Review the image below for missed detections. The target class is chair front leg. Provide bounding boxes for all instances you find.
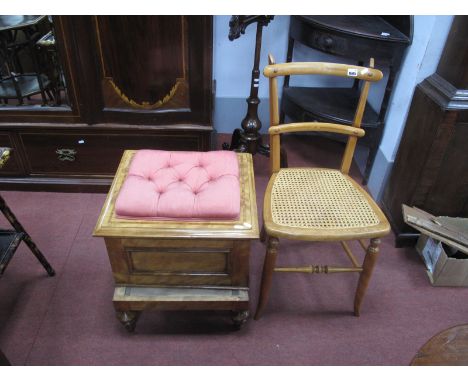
[354,238,380,317]
[254,236,279,320]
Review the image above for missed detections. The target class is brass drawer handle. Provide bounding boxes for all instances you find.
[0,148,11,168]
[56,148,77,161]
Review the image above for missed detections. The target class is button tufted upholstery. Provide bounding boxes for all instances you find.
[115,150,241,220]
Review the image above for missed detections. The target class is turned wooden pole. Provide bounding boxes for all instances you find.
[223,15,274,156]
[255,236,279,320]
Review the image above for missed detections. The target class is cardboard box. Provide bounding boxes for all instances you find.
[403,205,468,287]
[416,234,468,286]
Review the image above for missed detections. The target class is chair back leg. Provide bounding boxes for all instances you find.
[254,236,279,320]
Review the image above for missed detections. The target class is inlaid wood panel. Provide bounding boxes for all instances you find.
[95,16,189,111]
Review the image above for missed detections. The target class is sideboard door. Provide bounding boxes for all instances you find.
[91,16,212,126]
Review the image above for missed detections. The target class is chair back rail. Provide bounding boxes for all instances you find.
[266,55,382,175]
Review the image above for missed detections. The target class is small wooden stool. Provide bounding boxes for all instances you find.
[93,150,258,332]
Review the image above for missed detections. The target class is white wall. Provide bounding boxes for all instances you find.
[214,15,290,99]
[367,15,454,199]
[377,16,453,161]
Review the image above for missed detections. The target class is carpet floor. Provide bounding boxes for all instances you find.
[1,134,467,366]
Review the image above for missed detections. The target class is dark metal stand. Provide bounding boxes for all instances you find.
[0,148,55,276]
[222,16,274,156]
[0,195,56,276]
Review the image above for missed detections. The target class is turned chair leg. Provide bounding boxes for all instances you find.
[254,236,279,320]
[354,238,380,316]
[116,310,141,332]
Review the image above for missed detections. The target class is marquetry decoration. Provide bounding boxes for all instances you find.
[108,78,181,109]
[101,77,189,111]
[94,16,190,110]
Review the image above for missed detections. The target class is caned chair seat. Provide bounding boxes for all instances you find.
[264,168,389,241]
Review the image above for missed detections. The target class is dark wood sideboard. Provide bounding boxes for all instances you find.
[382,16,467,247]
[281,16,412,184]
[0,16,213,192]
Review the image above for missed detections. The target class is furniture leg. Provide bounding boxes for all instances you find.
[26,29,48,106]
[21,233,56,276]
[254,236,279,320]
[116,310,141,333]
[354,238,380,316]
[0,195,55,276]
[45,88,54,102]
[222,128,244,151]
[231,310,249,329]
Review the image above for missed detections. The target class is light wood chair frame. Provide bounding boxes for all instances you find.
[255,55,390,319]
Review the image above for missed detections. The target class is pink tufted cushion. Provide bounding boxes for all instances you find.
[115,150,240,220]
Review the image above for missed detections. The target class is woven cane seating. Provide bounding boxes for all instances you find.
[255,57,390,319]
[271,168,380,230]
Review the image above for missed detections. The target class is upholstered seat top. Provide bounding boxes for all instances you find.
[115,150,240,220]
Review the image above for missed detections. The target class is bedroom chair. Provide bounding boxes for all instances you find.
[254,56,390,319]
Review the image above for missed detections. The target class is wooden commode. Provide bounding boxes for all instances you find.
[93,150,258,332]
